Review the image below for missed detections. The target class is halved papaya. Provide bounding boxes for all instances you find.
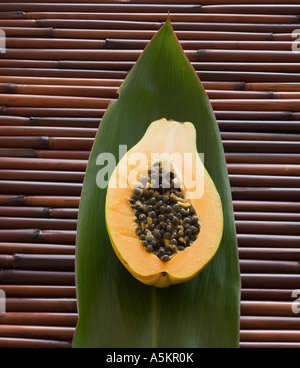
[105,118,223,287]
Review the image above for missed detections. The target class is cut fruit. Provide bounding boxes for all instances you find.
[105,118,223,288]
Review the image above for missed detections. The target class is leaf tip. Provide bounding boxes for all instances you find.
[159,14,176,40]
[165,13,172,28]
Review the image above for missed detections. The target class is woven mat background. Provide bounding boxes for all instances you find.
[0,0,300,348]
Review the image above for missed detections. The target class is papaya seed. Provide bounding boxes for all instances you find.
[130,163,201,262]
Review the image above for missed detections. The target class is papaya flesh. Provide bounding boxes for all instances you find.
[105,118,223,288]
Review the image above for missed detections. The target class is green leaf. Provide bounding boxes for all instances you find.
[73,20,240,348]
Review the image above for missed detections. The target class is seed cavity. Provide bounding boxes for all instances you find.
[130,161,201,262]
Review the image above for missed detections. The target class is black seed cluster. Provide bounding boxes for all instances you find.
[129,162,201,262]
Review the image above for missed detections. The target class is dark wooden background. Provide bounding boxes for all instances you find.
[0,0,300,348]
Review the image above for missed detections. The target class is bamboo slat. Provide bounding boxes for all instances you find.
[230,175,300,187]
[0,170,85,182]
[241,275,300,289]
[228,164,300,175]
[241,301,299,317]
[0,136,94,150]
[1,5,203,14]
[0,337,71,348]
[202,4,300,15]
[2,60,300,75]
[239,260,300,274]
[1,285,75,299]
[0,325,75,340]
[240,330,300,343]
[0,83,119,98]
[2,49,300,65]
[0,11,25,19]
[3,82,300,100]
[107,39,296,51]
[0,229,76,244]
[0,181,82,196]
[0,158,87,171]
[17,11,299,25]
[0,195,80,207]
[2,0,300,4]
[0,206,78,218]
[240,317,300,330]
[233,201,300,213]
[232,188,300,201]
[0,19,37,27]
[241,289,297,302]
[2,107,105,118]
[0,27,53,37]
[226,154,300,164]
[235,212,300,221]
[0,68,128,80]
[237,234,300,249]
[0,94,112,109]
[8,37,299,56]
[0,313,78,327]
[0,0,299,349]
[0,254,75,271]
[239,248,300,261]
[52,29,276,41]
[240,342,300,349]
[32,19,300,34]
[0,76,239,90]
[5,38,107,49]
[0,270,75,285]
[0,218,77,230]
[0,243,76,255]
[222,121,300,133]
[0,126,97,138]
[0,76,124,87]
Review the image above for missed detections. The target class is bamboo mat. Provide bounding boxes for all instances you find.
[0,0,300,349]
